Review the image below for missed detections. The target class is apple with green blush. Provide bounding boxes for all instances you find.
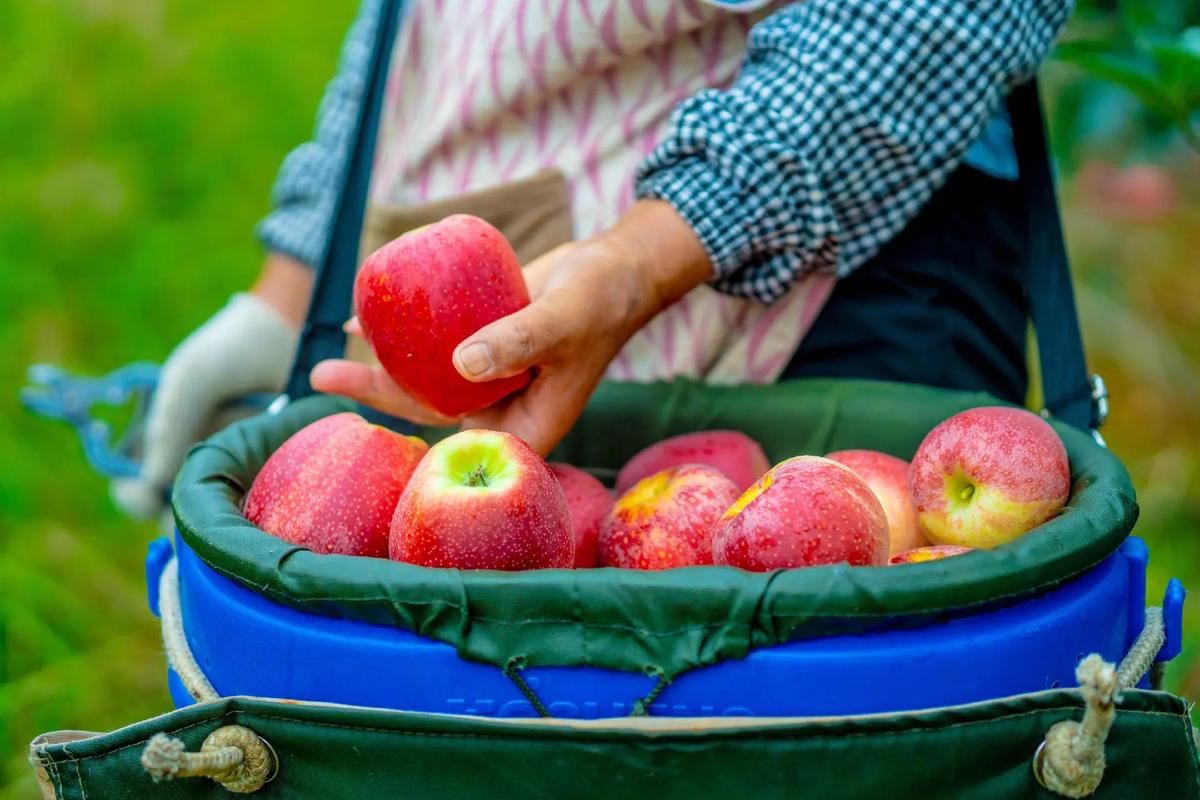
[389,429,573,570]
[910,406,1069,549]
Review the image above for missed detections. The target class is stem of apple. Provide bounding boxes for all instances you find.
[960,484,975,501]
[466,465,489,488]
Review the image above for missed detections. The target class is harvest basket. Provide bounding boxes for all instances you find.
[29,379,1199,799]
[25,0,1199,793]
[165,381,1146,707]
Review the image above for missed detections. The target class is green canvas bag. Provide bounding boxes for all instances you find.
[28,690,1199,800]
[29,379,1199,798]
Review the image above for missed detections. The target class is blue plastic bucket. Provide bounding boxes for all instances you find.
[148,533,1184,718]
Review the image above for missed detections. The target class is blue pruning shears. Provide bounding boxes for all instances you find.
[20,362,162,479]
[19,362,274,482]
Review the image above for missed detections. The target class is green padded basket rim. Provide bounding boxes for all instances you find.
[172,378,1138,676]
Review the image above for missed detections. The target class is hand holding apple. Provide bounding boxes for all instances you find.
[353,214,533,417]
[244,413,427,557]
[910,406,1069,549]
[314,201,714,456]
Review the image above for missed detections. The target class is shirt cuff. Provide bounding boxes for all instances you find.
[636,151,836,303]
[635,155,756,281]
[255,207,326,269]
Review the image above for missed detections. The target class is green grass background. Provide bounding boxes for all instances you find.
[1,2,1197,797]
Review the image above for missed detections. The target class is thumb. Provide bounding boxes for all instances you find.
[452,299,567,383]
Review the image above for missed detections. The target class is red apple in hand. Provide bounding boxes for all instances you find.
[890,544,973,565]
[616,431,770,494]
[550,463,613,568]
[600,465,740,569]
[910,406,1069,549]
[390,429,573,569]
[244,413,428,557]
[826,449,926,557]
[354,214,532,417]
[713,456,889,571]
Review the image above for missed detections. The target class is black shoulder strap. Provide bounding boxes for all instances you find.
[286,0,402,400]
[1008,79,1098,431]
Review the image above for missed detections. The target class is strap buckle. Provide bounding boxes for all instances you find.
[1090,374,1108,429]
[1089,374,1109,447]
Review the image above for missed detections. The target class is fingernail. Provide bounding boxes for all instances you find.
[458,342,492,376]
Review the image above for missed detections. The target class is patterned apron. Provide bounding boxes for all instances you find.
[355,0,836,384]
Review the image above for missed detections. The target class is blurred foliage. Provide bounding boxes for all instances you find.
[0,1,356,797]
[1049,0,1200,167]
[1,2,1198,799]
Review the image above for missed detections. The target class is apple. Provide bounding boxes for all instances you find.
[910,406,1070,549]
[390,429,573,570]
[890,544,973,565]
[826,449,926,556]
[712,456,889,571]
[599,465,740,570]
[244,413,428,558]
[354,214,532,417]
[616,431,770,494]
[550,463,613,568]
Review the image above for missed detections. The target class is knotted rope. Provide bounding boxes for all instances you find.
[1033,607,1166,797]
[158,557,219,703]
[1117,607,1165,689]
[147,559,276,792]
[141,725,277,794]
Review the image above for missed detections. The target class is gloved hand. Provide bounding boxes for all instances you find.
[111,292,299,518]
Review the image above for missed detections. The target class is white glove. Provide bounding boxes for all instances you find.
[111,293,298,518]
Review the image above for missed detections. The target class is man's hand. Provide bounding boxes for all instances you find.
[312,200,713,455]
[455,233,663,454]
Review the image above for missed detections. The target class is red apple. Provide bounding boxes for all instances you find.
[616,431,770,495]
[890,544,973,565]
[826,449,926,557]
[354,214,532,417]
[910,406,1069,549]
[244,413,428,557]
[600,465,740,570]
[713,456,889,571]
[390,429,573,570]
[550,463,613,568]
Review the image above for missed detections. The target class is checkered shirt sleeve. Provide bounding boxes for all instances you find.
[636,0,1074,302]
[255,0,388,268]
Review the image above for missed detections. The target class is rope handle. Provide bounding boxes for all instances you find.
[1032,607,1166,797]
[141,725,278,794]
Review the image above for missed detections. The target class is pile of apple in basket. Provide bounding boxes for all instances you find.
[244,216,1071,572]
